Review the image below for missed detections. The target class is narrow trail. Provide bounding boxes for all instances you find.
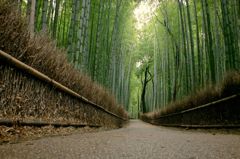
[0,120,239,159]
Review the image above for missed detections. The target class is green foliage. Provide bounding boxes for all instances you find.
[134,0,240,115]
[19,0,240,118]
[20,0,138,112]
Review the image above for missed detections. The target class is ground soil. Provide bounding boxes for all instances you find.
[0,120,239,159]
[0,125,108,145]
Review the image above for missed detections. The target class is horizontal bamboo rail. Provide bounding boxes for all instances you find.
[143,94,240,128]
[0,50,127,121]
[159,124,240,128]
[156,94,239,119]
[0,119,101,128]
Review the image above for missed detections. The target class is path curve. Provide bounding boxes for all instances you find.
[0,120,239,159]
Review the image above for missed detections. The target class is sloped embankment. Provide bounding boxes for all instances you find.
[0,0,128,128]
[141,71,240,127]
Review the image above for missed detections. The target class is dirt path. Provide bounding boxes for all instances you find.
[0,120,239,159]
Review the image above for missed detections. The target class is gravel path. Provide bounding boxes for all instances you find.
[0,120,239,159]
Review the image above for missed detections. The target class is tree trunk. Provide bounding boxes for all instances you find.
[68,0,79,63]
[41,0,48,32]
[26,0,31,19]
[82,0,91,70]
[52,0,60,38]
[141,66,149,113]
[29,0,36,37]
[17,0,22,14]
[178,0,189,94]
[204,0,216,83]
[193,0,202,87]
[186,0,195,89]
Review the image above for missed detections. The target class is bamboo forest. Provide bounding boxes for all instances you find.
[0,0,240,157]
[15,0,239,117]
[1,0,239,117]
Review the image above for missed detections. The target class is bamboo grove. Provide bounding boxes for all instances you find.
[16,0,137,111]
[133,0,239,115]
[15,0,239,118]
